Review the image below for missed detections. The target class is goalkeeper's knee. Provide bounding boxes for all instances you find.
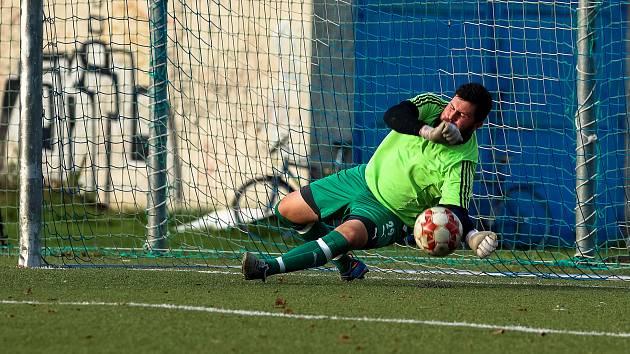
[274,203,330,241]
[274,202,316,233]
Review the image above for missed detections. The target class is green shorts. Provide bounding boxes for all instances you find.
[300,164,408,249]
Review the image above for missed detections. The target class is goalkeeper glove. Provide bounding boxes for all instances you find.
[441,121,463,144]
[420,121,463,145]
[466,230,498,259]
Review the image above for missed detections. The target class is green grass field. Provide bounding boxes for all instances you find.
[1,256,630,354]
[2,189,630,352]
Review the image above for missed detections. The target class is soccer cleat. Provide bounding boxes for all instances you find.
[241,252,270,281]
[340,258,368,281]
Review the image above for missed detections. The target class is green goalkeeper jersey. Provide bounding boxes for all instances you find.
[364,93,478,227]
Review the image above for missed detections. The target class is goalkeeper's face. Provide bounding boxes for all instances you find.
[440,95,484,136]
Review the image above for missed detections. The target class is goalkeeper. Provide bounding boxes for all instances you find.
[242,82,498,281]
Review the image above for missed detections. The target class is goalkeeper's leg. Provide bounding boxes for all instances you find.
[274,195,360,276]
[244,219,367,280]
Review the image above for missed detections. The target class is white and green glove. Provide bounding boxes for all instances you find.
[419,121,463,145]
[466,230,498,258]
[441,121,463,144]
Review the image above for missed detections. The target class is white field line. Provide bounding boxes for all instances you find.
[2,300,630,338]
[136,264,630,282]
[193,269,630,290]
[43,267,630,289]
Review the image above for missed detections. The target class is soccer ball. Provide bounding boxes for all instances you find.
[414,207,463,257]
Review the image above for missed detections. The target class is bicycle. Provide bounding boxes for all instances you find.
[231,137,351,226]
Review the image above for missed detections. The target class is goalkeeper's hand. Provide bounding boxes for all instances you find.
[441,121,463,144]
[420,121,462,145]
[466,231,498,258]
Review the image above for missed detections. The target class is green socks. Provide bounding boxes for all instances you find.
[274,203,330,241]
[274,203,353,273]
[296,221,332,241]
[266,231,350,275]
[294,223,353,272]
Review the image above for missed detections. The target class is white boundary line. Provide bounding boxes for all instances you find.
[42,266,630,289]
[2,300,630,338]
[50,262,630,282]
[193,269,630,290]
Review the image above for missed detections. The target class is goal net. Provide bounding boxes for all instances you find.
[0,0,628,279]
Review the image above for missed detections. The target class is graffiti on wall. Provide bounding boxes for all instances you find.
[0,4,312,212]
[1,40,152,187]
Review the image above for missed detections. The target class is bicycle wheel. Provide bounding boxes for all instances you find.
[495,185,553,250]
[231,175,294,226]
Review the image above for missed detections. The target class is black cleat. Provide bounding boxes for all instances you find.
[241,252,270,281]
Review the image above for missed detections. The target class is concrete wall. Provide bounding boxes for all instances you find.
[309,0,355,179]
[0,0,313,211]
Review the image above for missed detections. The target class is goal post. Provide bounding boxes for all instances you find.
[4,0,629,280]
[145,0,170,252]
[17,0,43,268]
[574,0,598,258]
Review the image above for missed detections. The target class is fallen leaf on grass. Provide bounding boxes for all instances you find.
[274,297,287,307]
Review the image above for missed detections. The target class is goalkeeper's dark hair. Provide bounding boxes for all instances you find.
[455,83,493,122]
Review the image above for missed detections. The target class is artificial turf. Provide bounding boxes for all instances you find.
[1,256,629,353]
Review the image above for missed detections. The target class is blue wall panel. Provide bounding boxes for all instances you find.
[353,1,626,246]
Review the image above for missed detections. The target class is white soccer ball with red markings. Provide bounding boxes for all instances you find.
[414,207,463,257]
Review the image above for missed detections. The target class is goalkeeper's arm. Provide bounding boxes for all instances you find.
[383,100,425,135]
[443,205,497,258]
[383,101,462,144]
